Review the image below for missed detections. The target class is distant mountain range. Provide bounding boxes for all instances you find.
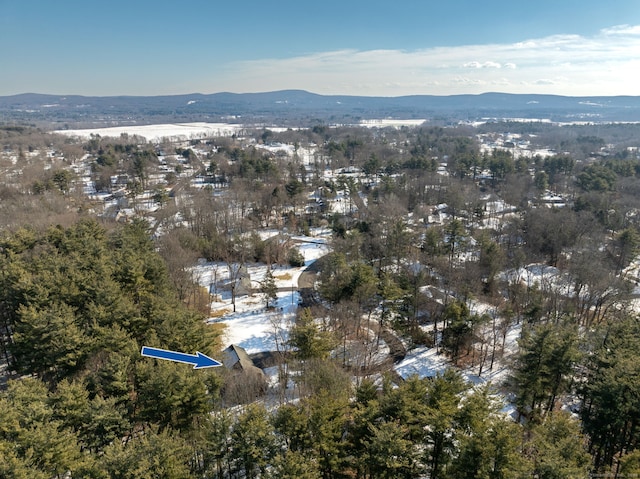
[2,90,640,126]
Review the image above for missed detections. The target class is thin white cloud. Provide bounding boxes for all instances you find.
[600,24,640,36]
[209,24,640,96]
[533,79,557,85]
[463,61,503,69]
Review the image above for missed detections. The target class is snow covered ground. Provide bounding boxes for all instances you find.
[54,119,431,144]
[395,319,521,418]
[358,119,427,128]
[197,231,330,354]
[396,324,519,384]
[196,225,522,415]
[55,122,246,142]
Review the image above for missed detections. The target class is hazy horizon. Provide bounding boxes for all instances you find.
[5,89,640,100]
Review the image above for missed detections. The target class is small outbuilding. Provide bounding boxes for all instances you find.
[221,344,267,404]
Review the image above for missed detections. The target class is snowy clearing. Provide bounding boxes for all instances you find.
[197,232,330,354]
[55,122,246,142]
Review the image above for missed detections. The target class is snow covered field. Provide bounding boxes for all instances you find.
[358,119,427,128]
[54,119,429,144]
[55,122,246,142]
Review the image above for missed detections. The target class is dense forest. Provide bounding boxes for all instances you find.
[1,121,640,478]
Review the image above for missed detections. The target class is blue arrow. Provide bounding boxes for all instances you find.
[141,346,222,369]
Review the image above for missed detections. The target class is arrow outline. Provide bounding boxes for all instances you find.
[141,346,222,369]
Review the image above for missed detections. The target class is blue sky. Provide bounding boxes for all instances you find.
[1,0,640,96]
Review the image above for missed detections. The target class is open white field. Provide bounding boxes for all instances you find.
[55,122,245,141]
